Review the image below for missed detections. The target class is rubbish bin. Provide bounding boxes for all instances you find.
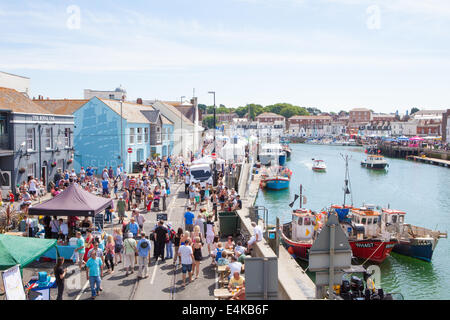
[218,211,240,237]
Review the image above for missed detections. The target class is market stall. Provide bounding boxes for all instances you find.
[0,234,57,271]
[28,183,113,261]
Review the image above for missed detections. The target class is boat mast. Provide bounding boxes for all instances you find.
[299,184,303,209]
[342,154,352,206]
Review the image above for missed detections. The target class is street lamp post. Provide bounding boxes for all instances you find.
[180,95,185,157]
[208,91,217,187]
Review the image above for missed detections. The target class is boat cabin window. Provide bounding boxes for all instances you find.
[399,215,404,223]
[297,217,303,226]
[368,218,372,224]
[392,215,397,224]
[304,217,311,226]
[361,218,367,225]
[373,218,378,224]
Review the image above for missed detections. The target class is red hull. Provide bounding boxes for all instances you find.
[349,240,396,263]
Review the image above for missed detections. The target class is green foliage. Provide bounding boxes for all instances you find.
[235,106,248,118]
[202,115,215,129]
[198,104,207,113]
[306,107,322,115]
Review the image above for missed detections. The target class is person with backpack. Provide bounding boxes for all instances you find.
[137,232,151,279]
[153,220,168,262]
[166,223,175,260]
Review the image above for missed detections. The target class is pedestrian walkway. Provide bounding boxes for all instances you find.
[60,181,216,300]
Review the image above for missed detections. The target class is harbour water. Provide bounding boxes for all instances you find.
[255,143,450,299]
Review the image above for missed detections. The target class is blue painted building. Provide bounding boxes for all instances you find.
[73,97,166,174]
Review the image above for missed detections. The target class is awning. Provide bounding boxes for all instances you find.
[28,183,113,217]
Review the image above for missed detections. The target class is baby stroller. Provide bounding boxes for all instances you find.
[153,197,160,212]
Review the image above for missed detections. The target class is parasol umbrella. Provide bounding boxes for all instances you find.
[409,136,424,141]
[397,136,409,141]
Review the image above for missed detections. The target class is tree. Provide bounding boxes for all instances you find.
[306,107,322,115]
[235,106,248,118]
[202,115,215,129]
[198,104,207,113]
[410,107,420,115]
[280,105,309,118]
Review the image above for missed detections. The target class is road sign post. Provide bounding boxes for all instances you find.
[127,148,132,154]
[308,213,352,299]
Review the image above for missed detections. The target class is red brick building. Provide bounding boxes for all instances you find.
[416,119,442,136]
[349,108,372,123]
[255,112,285,124]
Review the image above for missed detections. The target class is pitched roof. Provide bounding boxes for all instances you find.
[0,87,51,114]
[161,115,174,125]
[145,100,194,125]
[256,112,285,118]
[99,98,157,123]
[289,115,332,120]
[140,110,160,124]
[350,108,371,112]
[413,110,446,115]
[33,99,89,115]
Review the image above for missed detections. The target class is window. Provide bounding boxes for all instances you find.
[27,163,35,177]
[109,94,114,99]
[64,128,71,147]
[26,128,34,150]
[44,127,52,149]
[368,218,372,225]
[297,217,303,226]
[392,215,397,224]
[144,128,149,143]
[361,218,367,225]
[137,128,143,143]
[373,218,378,224]
[303,217,311,226]
[399,216,404,223]
[129,128,135,144]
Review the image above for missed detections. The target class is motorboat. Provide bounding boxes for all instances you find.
[312,159,326,172]
[361,155,389,170]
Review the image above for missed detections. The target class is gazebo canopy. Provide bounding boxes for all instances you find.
[0,234,57,270]
[28,183,113,217]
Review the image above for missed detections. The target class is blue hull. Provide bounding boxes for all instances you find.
[279,154,286,166]
[393,241,434,262]
[265,179,290,190]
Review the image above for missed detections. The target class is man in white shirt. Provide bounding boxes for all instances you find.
[178,238,194,287]
[226,256,242,279]
[247,222,263,251]
[58,218,69,241]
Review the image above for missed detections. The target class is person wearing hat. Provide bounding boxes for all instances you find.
[123,232,137,276]
[137,233,151,278]
[126,217,140,238]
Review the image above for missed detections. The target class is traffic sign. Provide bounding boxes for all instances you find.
[211,153,217,160]
[127,148,132,153]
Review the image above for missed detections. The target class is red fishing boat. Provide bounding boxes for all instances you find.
[333,205,397,263]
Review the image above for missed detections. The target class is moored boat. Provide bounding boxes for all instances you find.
[261,166,292,190]
[381,208,447,262]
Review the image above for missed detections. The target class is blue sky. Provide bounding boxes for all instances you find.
[1,0,449,113]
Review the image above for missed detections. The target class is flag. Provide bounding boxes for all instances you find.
[289,194,299,208]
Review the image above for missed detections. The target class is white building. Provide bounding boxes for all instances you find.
[84,86,127,100]
[402,120,419,136]
[145,100,203,157]
[0,71,30,95]
[390,121,406,136]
